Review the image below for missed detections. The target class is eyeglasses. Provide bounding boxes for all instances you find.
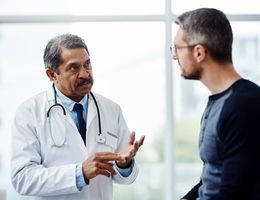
[170,44,197,59]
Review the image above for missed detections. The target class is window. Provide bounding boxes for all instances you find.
[1,1,260,200]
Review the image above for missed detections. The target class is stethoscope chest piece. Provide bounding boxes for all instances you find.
[96,134,106,144]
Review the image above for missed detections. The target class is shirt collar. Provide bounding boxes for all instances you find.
[54,85,89,112]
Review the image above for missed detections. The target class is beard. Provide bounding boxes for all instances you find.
[181,68,202,80]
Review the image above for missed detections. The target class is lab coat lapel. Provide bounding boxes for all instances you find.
[87,94,98,130]
[47,86,55,104]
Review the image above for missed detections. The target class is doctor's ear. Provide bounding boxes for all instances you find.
[46,68,57,81]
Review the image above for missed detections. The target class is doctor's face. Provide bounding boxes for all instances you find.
[50,47,94,102]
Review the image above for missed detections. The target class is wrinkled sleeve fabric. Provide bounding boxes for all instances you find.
[76,163,89,190]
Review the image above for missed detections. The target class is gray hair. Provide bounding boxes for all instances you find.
[175,8,233,63]
[43,34,89,73]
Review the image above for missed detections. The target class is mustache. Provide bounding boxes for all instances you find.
[76,78,93,87]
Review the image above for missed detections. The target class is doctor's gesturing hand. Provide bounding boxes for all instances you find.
[82,152,123,179]
[82,132,145,180]
[117,132,145,168]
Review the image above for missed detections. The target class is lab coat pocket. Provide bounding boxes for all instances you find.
[105,131,118,149]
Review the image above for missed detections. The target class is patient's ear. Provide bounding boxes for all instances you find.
[193,44,207,63]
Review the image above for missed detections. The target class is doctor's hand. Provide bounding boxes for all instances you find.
[82,152,123,179]
[116,131,145,168]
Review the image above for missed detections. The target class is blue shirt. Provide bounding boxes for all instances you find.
[55,86,89,128]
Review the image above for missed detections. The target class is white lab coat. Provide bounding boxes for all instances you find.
[11,87,138,200]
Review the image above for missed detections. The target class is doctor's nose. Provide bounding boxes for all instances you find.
[78,66,91,78]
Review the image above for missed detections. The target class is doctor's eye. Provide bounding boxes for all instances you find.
[84,60,92,70]
[68,63,80,71]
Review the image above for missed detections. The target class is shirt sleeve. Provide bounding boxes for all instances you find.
[76,163,89,190]
[216,97,260,199]
[115,160,134,177]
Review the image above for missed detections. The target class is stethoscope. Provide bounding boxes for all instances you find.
[47,84,106,147]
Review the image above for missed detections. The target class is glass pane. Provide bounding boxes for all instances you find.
[0,22,165,200]
[172,21,260,199]
[0,0,164,15]
[172,0,260,14]
[232,22,260,84]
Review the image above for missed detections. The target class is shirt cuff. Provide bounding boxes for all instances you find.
[116,160,134,177]
[76,162,89,190]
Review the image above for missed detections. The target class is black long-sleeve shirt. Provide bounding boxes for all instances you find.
[182,79,260,200]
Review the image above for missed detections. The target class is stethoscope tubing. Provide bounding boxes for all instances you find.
[89,92,102,136]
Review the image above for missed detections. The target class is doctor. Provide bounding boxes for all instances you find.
[11,34,145,200]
